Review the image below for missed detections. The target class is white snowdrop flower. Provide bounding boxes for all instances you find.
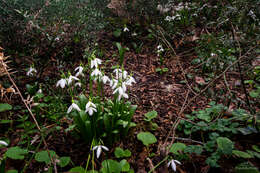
[67,75,79,85]
[157,45,164,52]
[123,27,129,32]
[55,37,60,41]
[0,140,8,146]
[91,58,102,69]
[132,32,137,36]
[113,86,128,101]
[26,67,37,76]
[75,66,84,77]
[125,76,136,86]
[37,89,42,94]
[92,145,109,159]
[110,79,118,90]
[75,82,81,87]
[167,159,181,172]
[211,53,216,57]
[67,103,81,114]
[101,75,110,84]
[165,16,172,21]
[56,78,67,88]
[91,68,102,78]
[85,101,97,116]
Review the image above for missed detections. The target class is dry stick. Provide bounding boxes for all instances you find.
[1,59,58,173]
[231,23,253,114]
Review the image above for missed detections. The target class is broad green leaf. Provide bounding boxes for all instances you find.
[69,167,85,173]
[6,147,28,160]
[58,156,71,167]
[144,111,157,121]
[120,159,130,172]
[217,137,233,155]
[169,143,186,155]
[0,103,12,112]
[114,147,131,158]
[7,170,18,173]
[35,150,56,164]
[137,132,157,146]
[232,150,253,159]
[101,159,121,173]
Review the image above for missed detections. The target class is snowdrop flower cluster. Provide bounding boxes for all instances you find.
[92,145,109,159]
[165,14,181,22]
[56,74,79,89]
[56,67,82,89]
[157,2,192,14]
[67,100,97,116]
[157,44,164,56]
[26,66,37,76]
[110,68,136,101]
[168,159,181,172]
[90,57,105,81]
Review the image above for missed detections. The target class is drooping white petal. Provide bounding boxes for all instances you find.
[72,103,81,112]
[0,140,8,146]
[96,146,102,158]
[88,108,93,116]
[92,146,98,150]
[67,105,73,114]
[171,161,176,172]
[75,66,83,72]
[101,146,109,151]
[174,160,181,165]
[75,82,81,87]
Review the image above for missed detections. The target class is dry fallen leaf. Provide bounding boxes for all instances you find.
[195,76,206,85]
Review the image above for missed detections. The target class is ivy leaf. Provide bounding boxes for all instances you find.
[6,147,28,160]
[35,150,56,164]
[217,137,233,155]
[0,103,12,112]
[169,143,186,155]
[232,150,253,158]
[137,132,157,146]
